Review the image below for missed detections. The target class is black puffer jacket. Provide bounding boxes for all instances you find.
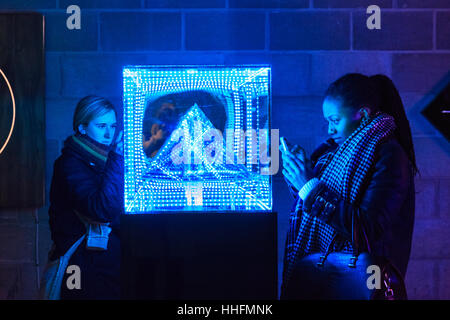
[48,136,124,299]
[285,137,415,278]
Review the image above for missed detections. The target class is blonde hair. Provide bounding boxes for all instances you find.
[73,95,115,133]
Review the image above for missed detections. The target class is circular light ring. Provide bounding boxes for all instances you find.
[0,68,15,155]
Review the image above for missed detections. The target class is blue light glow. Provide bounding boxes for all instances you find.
[123,65,272,213]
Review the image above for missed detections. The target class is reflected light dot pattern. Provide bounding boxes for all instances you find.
[123,66,272,213]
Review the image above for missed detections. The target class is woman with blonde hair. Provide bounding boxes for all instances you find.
[47,95,123,299]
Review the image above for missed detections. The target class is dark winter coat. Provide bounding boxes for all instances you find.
[48,135,124,299]
[283,137,415,279]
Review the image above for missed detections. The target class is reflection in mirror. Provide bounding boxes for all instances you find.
[142,90,227,159]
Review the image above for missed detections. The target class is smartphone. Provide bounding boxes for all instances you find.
[280,137,288,153]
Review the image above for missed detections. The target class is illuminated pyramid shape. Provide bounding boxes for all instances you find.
[138,104,270,211]
[146,103,249,182]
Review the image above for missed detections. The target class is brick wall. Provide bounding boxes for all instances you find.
[0,0,449,299]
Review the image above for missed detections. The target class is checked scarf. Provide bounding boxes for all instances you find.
[282,112,396,288]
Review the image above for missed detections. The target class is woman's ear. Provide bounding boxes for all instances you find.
[78,124,86,134]
[359,107,370,119]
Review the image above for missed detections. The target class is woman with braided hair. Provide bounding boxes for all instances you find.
[280,73,416,300]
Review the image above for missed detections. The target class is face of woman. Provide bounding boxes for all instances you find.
[322,97,364,145]
[82,110,117,146]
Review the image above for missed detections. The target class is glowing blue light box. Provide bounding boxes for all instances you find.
[123,65,273,213]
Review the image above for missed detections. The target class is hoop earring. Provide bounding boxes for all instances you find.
[361,114,370,126]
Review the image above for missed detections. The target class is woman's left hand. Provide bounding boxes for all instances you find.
[281,145,314,191]
[114,131,123,156]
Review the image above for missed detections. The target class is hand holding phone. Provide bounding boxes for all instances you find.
[280,136,289,153]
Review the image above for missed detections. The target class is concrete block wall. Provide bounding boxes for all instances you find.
[0,0,449,299]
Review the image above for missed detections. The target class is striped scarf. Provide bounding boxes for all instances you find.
[282,112,396,288]
[65,133,110,168]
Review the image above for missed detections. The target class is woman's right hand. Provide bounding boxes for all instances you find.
[280,139,313,191]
